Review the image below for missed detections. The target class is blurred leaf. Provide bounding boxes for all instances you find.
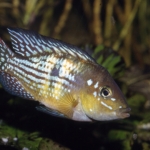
[92,45,125,78]
[24,0,38,25]
[0,121,70,150]
[18,133,42,150]
[108,130,131,150]
[92,45,104,55]
[0,122,42,150]
[142,142,150,150]
[108,130,130,141]
[39,139,70,150]
[128,93,146,113]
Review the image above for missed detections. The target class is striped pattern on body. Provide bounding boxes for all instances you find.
[6,53,86,103]
[0,27,101,119]
[2,28,95,104]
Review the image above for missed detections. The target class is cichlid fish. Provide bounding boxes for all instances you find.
[0,27,130,122]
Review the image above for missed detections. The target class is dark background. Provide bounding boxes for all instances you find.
[0,0,150,150]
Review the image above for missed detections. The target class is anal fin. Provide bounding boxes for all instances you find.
[0,72,34,100]
[36,105,68,119]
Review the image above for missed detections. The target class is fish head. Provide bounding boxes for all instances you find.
[81,67,131,121]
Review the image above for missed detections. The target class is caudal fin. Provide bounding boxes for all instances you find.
[0,38,14,71]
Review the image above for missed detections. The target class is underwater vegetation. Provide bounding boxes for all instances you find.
[0,0,150,150]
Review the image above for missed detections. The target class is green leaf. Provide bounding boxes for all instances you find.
[92,45,125,78]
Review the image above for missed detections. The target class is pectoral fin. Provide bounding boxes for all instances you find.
[38,93,79,120]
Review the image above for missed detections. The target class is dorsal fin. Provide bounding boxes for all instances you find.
[7,27,96,63]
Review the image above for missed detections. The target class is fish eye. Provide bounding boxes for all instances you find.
[100,87,112,98]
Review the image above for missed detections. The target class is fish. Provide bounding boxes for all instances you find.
[0,27,131,122]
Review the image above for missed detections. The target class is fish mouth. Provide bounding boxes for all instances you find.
[116,107,131,119]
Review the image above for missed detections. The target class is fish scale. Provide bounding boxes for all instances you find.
[0,27,130,121]
[7,52,83,103]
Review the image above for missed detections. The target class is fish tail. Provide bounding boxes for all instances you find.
[0,38,14,70]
